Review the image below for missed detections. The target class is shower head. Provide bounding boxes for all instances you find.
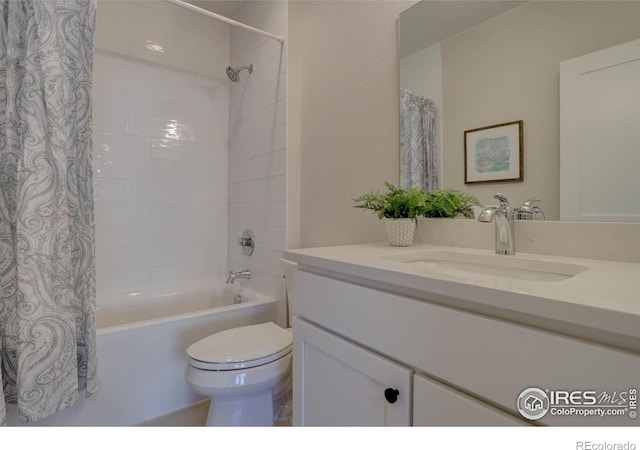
[226,64,253,82]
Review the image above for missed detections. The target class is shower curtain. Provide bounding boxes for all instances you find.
[400,88,439,192]
[0,0,98,424]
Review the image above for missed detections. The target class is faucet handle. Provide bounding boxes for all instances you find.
[516,198,544,220]
[493,193,510,206]
[532,206,545,220]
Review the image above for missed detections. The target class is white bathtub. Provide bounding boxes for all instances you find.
[8,282,276,426]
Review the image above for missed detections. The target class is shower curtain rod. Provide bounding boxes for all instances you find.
[165,0,285,43]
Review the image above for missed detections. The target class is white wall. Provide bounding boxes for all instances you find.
[93,1,231,296]
[289,0,415,248]
[227,1,288,322]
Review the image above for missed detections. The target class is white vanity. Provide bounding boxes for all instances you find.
[284,243,640,426]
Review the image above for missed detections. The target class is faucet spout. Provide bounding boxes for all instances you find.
[226,269,251,284]
[478,194,515,255]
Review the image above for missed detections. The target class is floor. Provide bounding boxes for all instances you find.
[136,400,210,426]
[135,399,292,426]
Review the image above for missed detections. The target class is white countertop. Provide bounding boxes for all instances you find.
[284,243,640,350]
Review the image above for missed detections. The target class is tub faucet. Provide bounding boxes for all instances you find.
[226,269,251,284]
[478,193,515,255]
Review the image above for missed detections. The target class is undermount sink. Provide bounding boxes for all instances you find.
[383,250,588,282]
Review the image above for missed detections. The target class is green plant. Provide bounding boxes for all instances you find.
[423,189,483,218]
[353,182,428,223]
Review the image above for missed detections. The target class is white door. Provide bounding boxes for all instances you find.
[413,374,528,426]
[560,38,640,221]
[292,317,412,426]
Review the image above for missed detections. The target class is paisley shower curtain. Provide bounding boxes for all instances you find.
[400,88,439,192]
[0,0,98,424]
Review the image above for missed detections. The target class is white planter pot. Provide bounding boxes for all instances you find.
[384,218,416,247]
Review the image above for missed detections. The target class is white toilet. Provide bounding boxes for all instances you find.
[185,321,293,426]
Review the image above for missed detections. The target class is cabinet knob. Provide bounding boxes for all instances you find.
[384,388,399,404]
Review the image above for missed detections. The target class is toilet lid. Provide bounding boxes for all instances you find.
[187,322,292,370]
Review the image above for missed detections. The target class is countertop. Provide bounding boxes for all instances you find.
[284,243,640,352]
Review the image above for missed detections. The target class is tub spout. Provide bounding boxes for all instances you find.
[226,269,251,284]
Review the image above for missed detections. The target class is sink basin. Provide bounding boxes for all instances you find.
[383,250,588,282]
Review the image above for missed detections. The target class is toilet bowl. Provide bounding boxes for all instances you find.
[185,321,292,426]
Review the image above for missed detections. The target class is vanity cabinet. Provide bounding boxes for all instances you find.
[290,268,640,426]
[294,315,523,426]
[413,374,525,426]
[293,317,412,426]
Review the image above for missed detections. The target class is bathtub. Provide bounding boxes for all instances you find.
[8,282,276,426]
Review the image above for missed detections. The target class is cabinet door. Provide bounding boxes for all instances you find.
[413,374,528,426]
[293,317,412,426]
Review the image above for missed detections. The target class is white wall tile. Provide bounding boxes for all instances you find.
[151,139,226,164]
[229,201,286,227]
[95,246,128,272]
[127,242,207,268]
[150,260,227,289]
[128,114,195,142]
[169,161,227,184]
[93,2,287,298]
[94,179,129,202]
[93,107,128,134]
[93,82,105,109]
[94,132,152,160]
[229,175,285,203]
[227,3,288,302]
[128,180,227,203]
[96,267,152,294]
[231,99,286,143]
[229,123,286,163]
[101,156,173,180]
[93,47,229,294]
[229,150,285,183]
[150,202,225,224]
[193,122,229,147]
[93,52,132,87]
[102,224,155,247]
[96,202,151,225]
[151,222,228,246]
[230,74,287,124]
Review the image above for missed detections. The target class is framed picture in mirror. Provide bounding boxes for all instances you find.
[464,120,523,184]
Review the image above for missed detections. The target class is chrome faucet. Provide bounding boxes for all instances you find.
[516,198,545,221]
[478,193,515,255]
[226,269,251,284]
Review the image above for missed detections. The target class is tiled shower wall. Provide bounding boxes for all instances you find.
[227,2,288,316]
[93,1,231,296]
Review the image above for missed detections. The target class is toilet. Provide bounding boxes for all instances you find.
[185,321,292,426]
[185,261,297,426]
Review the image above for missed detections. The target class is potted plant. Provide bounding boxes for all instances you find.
[353,182,428,246]
[422,189,483,218]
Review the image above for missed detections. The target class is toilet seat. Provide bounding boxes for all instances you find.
[187,322,292,371]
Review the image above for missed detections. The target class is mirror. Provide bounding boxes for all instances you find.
[399,1,640,221]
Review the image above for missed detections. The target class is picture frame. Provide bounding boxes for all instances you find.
[464,120,523,184]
